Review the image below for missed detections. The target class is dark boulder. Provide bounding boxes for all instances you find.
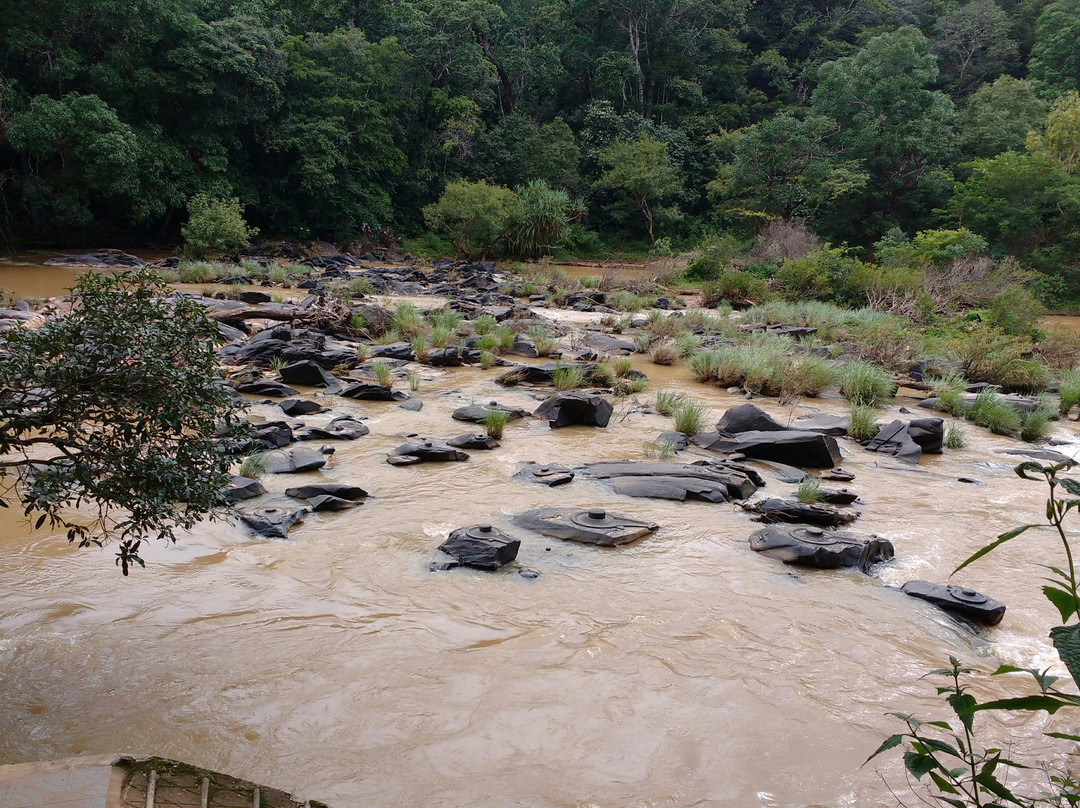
[437,524,521,570]
[252,421,294,449]
[495,361,599,387]
[280,398,327,416]
[44,250,145,268]
[790,413,850,436]
[452,402,529,423]
[340,383,409,401]
[240,290,272,304]
[307,494,360,512]
[284,483,367,501]
[447,434,500,450]
[583,332,639,355]
[741,498,858,527]
[513,462,575,487]
[399,400,424,412]
[263,446,330,473]
[901,580,1006,626]
[865,420,923,464]
[818,488,859,505]
[695,430,842,468]
[582,460,759,501]
[225,475,266,503]
[387,439,469,465]
[534,391,613,428]
[237,379,300,398]
[279,360,341,388]
[236,506,307,539]
[908,418,944,454]
[716,404,786,434]
[513,507,658,546]
[655,431,691,451]
[369,342,415,361]
[749,525,894,573]
[294,415,369,441]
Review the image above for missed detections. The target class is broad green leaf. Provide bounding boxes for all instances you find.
[948,692,977,734]
[903,751,939,780]
[1044,585,1079,623]
[973,695,1073,714]
[974,769,1022,803]
[1051,624,1080,687]
[1014,460,1051,479]
[864,734,904,765]
[920,737,962,758]
[952,525,1038,576]
[1059,478,1080,497]
[929,771,960,795]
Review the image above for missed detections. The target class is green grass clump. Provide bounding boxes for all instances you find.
[944,420,967,449]
[430,325,454,349]
[475,333,500,354]
[482,409,510,439]
[371,359,393,387]
[1059,368,1080,417]
[615,375,649,396]
[672,398,707,436]
[655,389,684,416]
[411,334,429,361]
[796,476,822,503]
[494,326,516,353]
[675,332,704,358]
[527,324,559,357]
[613,357,634,377]
[428,309,463,332]
[407,370,421,391]
[781,354,836,399]
[1020,406,1054,443]
[591,364,615,388]
[966,390,1021,437]
[479,350,495,369]
[472,314,497,335]
[928,373,969,417]
[641,439,677,461]
[551,364,586,391]
[392,303,424,338]
[839,361,895,408]
[650,341,679,365]
[238,453,267,480]
[847,405,880,442]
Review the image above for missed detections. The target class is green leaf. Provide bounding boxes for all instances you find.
[1059,477,1080,497]
[1044,585,1079,623]
[929,771,960,795]
[1015,460,1051,479]
[973,695,1073,714]
[974,769,1021,803]
[864,734,904,765]
[1045,732,1080,742]
[1051,624,1080,687]
[992,665,1060,692]
[949,692,977,733]
[903,751,939,780]
[952,525,1038,576]
[34,514,46,530]
[920,737,962,759]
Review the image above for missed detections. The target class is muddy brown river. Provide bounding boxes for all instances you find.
[1,256,1078,806]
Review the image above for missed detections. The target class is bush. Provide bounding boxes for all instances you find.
[482,409,510,440]
[423,179,518,260]
[966,390,1021,436]
[944,420,967,448]
[1020,406,1054,442]
[551,364,586,390]
[650,341,679,365]
[839,361,895,407]
[181,194,258,257]
[701,271,771,308]
[1059,368,1080,416]
[848,405,880,441]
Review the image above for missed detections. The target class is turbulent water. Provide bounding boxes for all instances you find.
[0,260,1077,807]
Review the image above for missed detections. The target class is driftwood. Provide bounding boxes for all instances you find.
[207,305,309,325]
[207,297,353,332]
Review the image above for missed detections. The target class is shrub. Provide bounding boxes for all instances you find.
[527,324,559,357]
[655,389,684,416]
[675,332,704,358]
[472,314,497,335]
[701,271,771,308]
[482,409,510,439]
[1020,406,1054,442]
[181,194,258,257]
[650,341,679,365]
[392,303,424,339]
[423,179,518,260]
[1059,368,1080,416]
[776,254,834,300]
[848,405,880,441]
[796,476,822,503]
[671,398,707,436]
[781,354,836,398]
[944,420,967,448]
[950,327,1050,393]
[551,364,586,390]
[613,357,634,377]
[370,360,393,387]
[839,361,895,407]
[966,390,1021,436]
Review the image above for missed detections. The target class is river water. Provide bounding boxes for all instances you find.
[0,255,1078,806]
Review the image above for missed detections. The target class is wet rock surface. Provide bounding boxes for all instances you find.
[284,483,368,501]
[437,524,521,570]
[900,580,1006,626]
[581,460,759,502]
[741,498,858,527]
[513,507,659,546]
[263,446,331,473]
[387,439,469,465]
[236,506,307,539]
[446,433,500,450]
[534,390,613,428]
[340,383,409,401]
[695,430,843,468]
[225,475,266,503]
[452,402,530,423]
[294,415,370,441]
[513,462,575,487]
[749,525,894,572]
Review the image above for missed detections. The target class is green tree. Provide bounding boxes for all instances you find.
[957,77,1048,159]
[423,178,518,259]
[594,135,683,245]
[181,194,258,257]
[506,179,584,257]
[1028,0,1080,95]
[931,0,1018,97]
[0,270,247,573]
[1027,91,1080,172]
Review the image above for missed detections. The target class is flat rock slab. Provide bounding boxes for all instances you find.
[749,525,894,572]
[388,440,469,465]
[438,524,521,570]
[295,416,369,441]
[285,483,368,501]
[695,430,842,469]
[901,580,1006,626]
[452,402,530,423]
[340,383,409,401]
[790,413,850,436]
[513,506,658,546]
[237,506,307,539]
[513,462,575,487]
[225,475,266,503]
[582,460,759,501]
[447,433,500,450]
[741,498,858,527]
[495,361,599,387]
[534,390,613,428]
[263,446,330,473]
[307,494,359,512]
[237,379,300,398]
[280,398,327,416]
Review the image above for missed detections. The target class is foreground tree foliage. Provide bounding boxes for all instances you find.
[0,270,246,573]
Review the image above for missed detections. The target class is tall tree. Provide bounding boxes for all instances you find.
[594,135,682,244]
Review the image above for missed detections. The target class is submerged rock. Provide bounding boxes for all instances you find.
[452,402,530,423]
[741,498,858,527]
[294,415,369,441]
[237,379,300,398]
[513,507,658,546]
[900,580,1006,626]
[263,446,331,473]
[513,462,575,487]
[284,483,368,501]
[749,525,894,573]
[534,390,613,428]
[437,524,521,570]
[236,506,307,539]
[582,460,759,502]
[447,434,500,450]
[225,475,266,503]
[387,439,469,465]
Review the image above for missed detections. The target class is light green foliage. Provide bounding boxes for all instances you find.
[392,302,424,339]
[641,439,677,461]
[594,136,682,245]
[839,361,896,408]
[958,77,1048,159]
[423,179,518,260]
[181,194,258,257]
[551,363,586,391]
[526,324,558,357]
[238,453,267,480]
[796,476,822,503]
[950,328,1051,393]
[847,405,880,441]
[0,270,246,572]
[1059,369,1080,416]
[655,390,684,417]
[428,309,463,332]
[506,180,583,258]
[671,398,707,436]
[944,420,967,448]
[407,370,421,391]
[1021,406,1055,442]
[1028,91,1080,173]
[481,408,510,439]
[613,357,634,377]
[701,272,771,308]
[478,350,495,369]
[590,364,615,388]
[966,389,1022,435]
[472,314,498,335]
[370,360,393,387]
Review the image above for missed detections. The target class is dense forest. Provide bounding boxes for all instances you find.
[1,0,1079,297]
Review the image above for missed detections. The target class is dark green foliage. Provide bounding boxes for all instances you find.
[702,272,771,308]
[0,270,247,571]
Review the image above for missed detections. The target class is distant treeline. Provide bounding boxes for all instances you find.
[1,0,1078,270]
